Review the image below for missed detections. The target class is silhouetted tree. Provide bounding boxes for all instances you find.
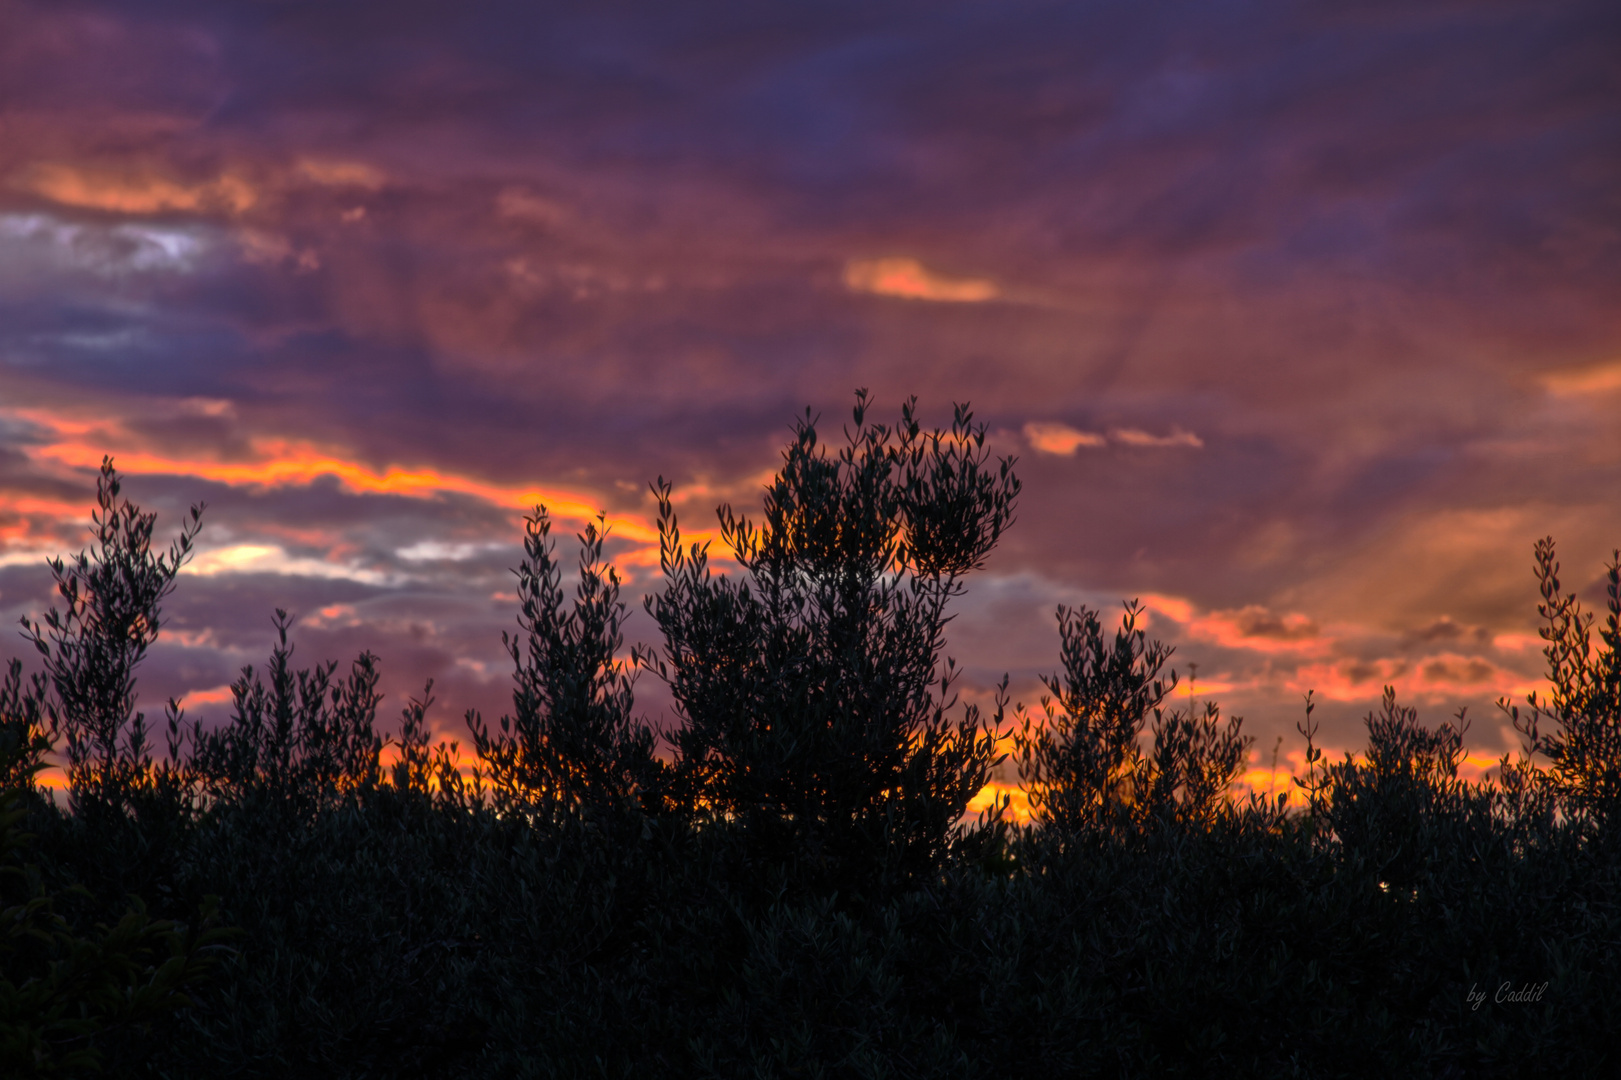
[189,610,386,813]
[1015,601,1249,836]
[467,510,656,823]
[0,463,227,1077]
[1502,538,1621,835]
[639,391,1020,894]
[1316,687,1479,893]
[19,459,202,816]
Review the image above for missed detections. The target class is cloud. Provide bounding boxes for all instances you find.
[1223,606,1320,644]
[1024,422,1105,455]
[235,228,320,271]
[0,546,67,570]
[1544,359,1621,396]
[1110,427,1204,449]
[184,543,391,585]
[843,257,999,303]
[294,159,386,191]
[1286,653,1539,704]
[0,213,211,275]
[1402,616,1493,647]
[496,188,569,227]
[1023,423,1202,454]
[15,163,257,216]
[395,540,508,563]
[0,403,728,577]
[1141,595,1328,658]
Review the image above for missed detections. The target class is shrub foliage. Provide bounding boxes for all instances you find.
[0,404,1615,1077]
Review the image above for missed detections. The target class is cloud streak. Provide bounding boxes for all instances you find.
[844,257,999,303]
[1024,423,1201,454]
[1024,422,1106,455]
[15,163,258,216]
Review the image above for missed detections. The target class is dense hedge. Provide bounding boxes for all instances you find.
[2,397,1616,1077]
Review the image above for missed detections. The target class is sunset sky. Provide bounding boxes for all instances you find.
[2,0,1618,797]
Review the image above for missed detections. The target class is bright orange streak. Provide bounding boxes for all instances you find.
[844,257,999,303]
[40,439,638,529]
[21,162,258,215]
[17,424,735,554]
[0,495,92,519]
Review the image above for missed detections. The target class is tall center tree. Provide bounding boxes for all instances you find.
[640,391,1021,894]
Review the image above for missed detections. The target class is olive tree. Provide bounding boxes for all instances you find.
[639,391,1020,894]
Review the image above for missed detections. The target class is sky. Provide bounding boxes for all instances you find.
[1,0,1618,803]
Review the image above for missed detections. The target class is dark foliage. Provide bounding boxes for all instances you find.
[0,462,227,1078]
[639,393,1020,899]
[21,459,203,822]
[2,402,1616,1077]
[188,609,387,815]
[466,509,656,825]
[1013,599,1252,841]
[1501,539,1621,834]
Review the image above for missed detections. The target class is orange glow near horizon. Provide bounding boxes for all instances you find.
[20,744,1534,817]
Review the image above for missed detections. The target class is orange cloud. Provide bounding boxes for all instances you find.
[0,493,92,522]
[1024,421,1106,455]
[0,491,96,555]
[843,256,998,302]
[1543,359,1621,396]
[4,408,737,571]
[17,163,257,216]
[1021,425,1204,454]
[1131,593,1550,716]
[1194,607,1323,656]
[181,684,237,707]
[1285,654,1543,703]
[1140,594,1327,657]
[73,442,657,540]
[1139,593,1196,625]
[1110,427,1203,449]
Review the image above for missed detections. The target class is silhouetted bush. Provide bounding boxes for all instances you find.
[1013,599,1253,839]
[639,393,1020,899]
[2,404,1616,1077]
[466,508,656,826]
[2,678,229,1077]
